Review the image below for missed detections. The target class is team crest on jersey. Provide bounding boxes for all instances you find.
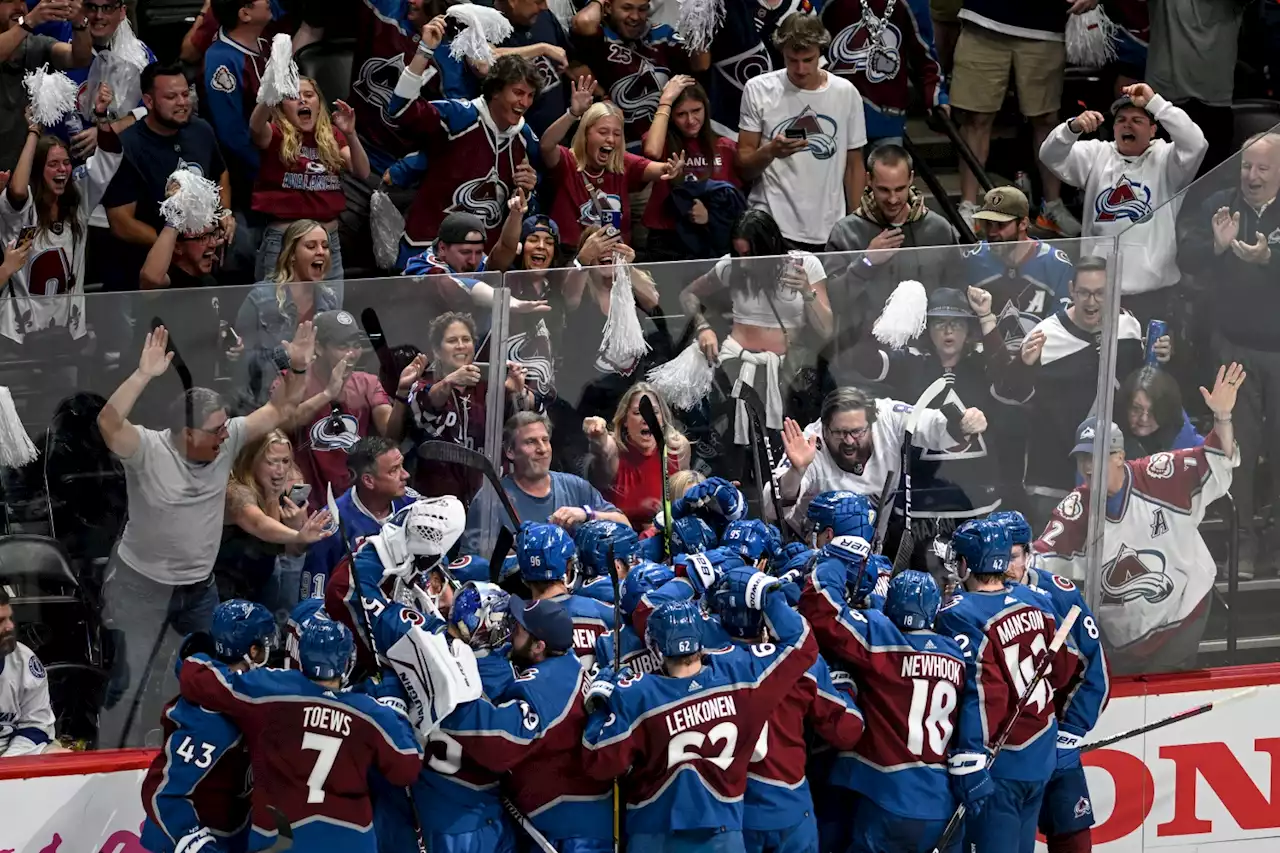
[578,190,623,228]
[399,608,425,627]
[775,106,838,159]
[1051,574,1077,593]
[1074,796,1093,818]
[354,54,410,110]
[210,65,237,93]
[309,411,362,451]
[920,388,987,461]
[607,52,670,123]
[26,247,72,298]
[448,173,508,230]
[1146,452,1175,479]
[1268,228,1280,245]
[530,55,562,94]
[1102,545,1174,605]
[828,19,904,83]
[29,656,45,679]
[1094,177,1153,224]
[1150,508,1169,539]
[712,41,773,92]
[1057,491,1084,521]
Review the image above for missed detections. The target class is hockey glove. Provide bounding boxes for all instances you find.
[1056,730,1084,772]
[721,567,781,609]
[673,477,746,523]
[584,665,633,714]
[175,828,222,853]
[681,552,724,597]
[948,752,994,816]
[829,668,857,699]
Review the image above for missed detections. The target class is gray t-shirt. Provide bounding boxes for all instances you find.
[459,471,620,556]
[1146,0,1243,107]
[116,417,249,585]
[0,35,56,172]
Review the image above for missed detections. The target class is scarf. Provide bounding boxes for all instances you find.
[856,185,928,227]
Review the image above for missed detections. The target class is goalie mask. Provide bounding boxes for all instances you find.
[448,582,511,653]
[375,497,467,614]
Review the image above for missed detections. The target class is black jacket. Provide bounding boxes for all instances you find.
[668,180,747,259]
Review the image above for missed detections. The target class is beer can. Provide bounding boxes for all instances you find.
[1145,319,1168,365]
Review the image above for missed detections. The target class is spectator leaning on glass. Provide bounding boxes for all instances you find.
[0,87,120,346]
[768,385,989,538]
[408,311,536,500]
[1035,365,1243,674]
[235,218,340,402]
[736,16,867,253]
[1118,365,1203,460]
[459,411,631,555]
[0,588,57,757]
[216,429,332,604]
[95,322,311,748]
[248,76,370,286]
[0,0,93,172]
[1038,82,1207,325]
[583,382,691,530]
[1180,131,1280,576]
[824,144,961,347]
[276,309,416,509]
[680,209,832,442]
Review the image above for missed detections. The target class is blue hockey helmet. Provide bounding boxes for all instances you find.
[575,520,640,579]
[516,522,578,584]
[671,515,718,555]
[951,520,1012,578]
[211,599,276,665]
[708,572,766,640]
[989,510,1033,548]
[884,570,942,631]
[298,612,355,682]
[447,555,491,585]
[806,491,875,542]
[771,541,812,575]
[646,599,704,659]
[722,519,779,562]
[448,581,511,651]
[621,561,675,617]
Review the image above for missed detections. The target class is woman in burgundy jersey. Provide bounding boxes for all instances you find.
[583,382,690,531]
[641,76,742,262]
[540,75,687,247]
[248,76,370,284]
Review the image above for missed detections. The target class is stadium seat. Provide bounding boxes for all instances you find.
[1232,99,1280,148]
[296,38,356,107]
[0,534,106,668]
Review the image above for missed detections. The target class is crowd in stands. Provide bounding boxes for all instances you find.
[0,0,1277,769]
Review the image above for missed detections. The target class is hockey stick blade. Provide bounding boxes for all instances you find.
[735,383,788,535]
[489,526,515,584]
[417,441,521,529]
[503,797,561,853]
[637,396,672,561]
[1082,685,1260,753]
[264,806,294,853]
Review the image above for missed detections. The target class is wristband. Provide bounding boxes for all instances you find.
[1214,414,1233,423]
[582,505,596,521]
[976,312,993,319]
[801,287,816,303]
[416,41,435,58]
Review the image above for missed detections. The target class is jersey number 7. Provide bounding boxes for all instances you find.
[302,732,343,804]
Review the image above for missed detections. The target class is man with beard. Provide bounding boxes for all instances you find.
[825,144,961,349]
[102,62,232,293]
[960,186,1074,355]
[768,385,990,539]
[0,588,56,756]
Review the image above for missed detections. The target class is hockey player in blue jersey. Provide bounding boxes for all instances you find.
[720,519,783,565]
[935,519,1081,853]
[639,514,719,563]
[141,600,275,853]
[516,522,615,665]
[804,490,877,548]
[994,510,1111,853]
[709,571,865,853]
[582,575,818,853]
[595,561,676,677]
[576,519,642,604]
[671,476,749,536]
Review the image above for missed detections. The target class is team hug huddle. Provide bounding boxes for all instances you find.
[139,476,1114,853]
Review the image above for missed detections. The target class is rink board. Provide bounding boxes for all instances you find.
[3,664,1280,852]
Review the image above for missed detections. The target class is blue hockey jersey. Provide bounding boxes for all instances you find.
[581,593,817,834]
[576,574,616,605]
[798,560,965,820]
[1024,567,1110,739]
[301,487,421,601]
[961,240,1074,353]
[594,623,664,676]
[934,585,1081,783]
[542,591,614,667]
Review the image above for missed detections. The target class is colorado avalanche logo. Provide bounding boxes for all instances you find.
[503,326,553,393]
[309,412,361,451]
[1057,491,1084,521]
[579,190,622,228]
[530,55,562,94]
[1146,452,1175,479]
[712,42,773,92]
[829,19,903,83]
[608,57,670,124]
[354,54,409,111]
[448,175,508,230]
[27,247,72,298]
[1101,545,1175,605]
[994,299,1044,353]
[1094,177,1153,223]
[775,107,838,159]
[305,161,327,175]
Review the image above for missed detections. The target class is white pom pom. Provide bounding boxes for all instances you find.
[110,18,150,70]
[872,280,928,349]
[647,342,715,411]
[159,170,222,234]
[599,261,650,368]
[1066,9,1117,69]
[23,65,78,127]
[0,387,36,470]
[447,5,514,66]
[257,33,300,106]
[370,190,406,271]
[677,0,725,54]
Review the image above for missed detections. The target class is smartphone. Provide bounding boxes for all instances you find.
[784,127,808,140]
[219,322,242,353]
[471,361,490,371]
[15,226,37,249]
[286,483,311,507]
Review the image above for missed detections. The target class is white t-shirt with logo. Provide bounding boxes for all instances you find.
[739,70,867,245]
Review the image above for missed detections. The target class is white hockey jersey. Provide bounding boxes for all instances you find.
[0,642,56,756]
[1038,94,1208,296]
[1033,432,1237,650]
[0,132,123,343]
[767,397,959,531]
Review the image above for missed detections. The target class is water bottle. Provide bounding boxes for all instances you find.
[1145,319,1168,366]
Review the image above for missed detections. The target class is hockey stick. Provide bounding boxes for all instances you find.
[263,806,294,853]
[735,383,788,538]
[417,441,521,532]
[488,526,516,584]
[870,464,898,556]
[605,542,623,853]
[638,396,672,562]
[502,796,561,853]
[1082,685,1260,753]
[893,376,952,572]
[930,604,1081,853]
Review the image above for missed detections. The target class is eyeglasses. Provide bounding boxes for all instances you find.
[930,318,968,332]
[84,2,123,13]
[827,425,871,441]
[1128,404,1155,421]
[1074,289,1107,304]
[193,420,229,437]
